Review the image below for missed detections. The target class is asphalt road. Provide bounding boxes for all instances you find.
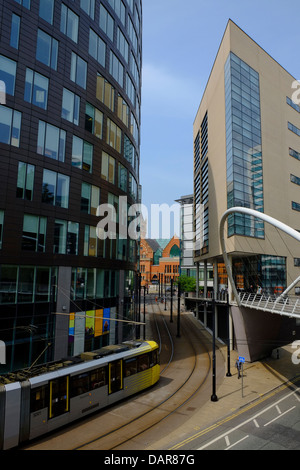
[177,379,300,450]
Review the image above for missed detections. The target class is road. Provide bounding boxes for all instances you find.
[175,379,300,450]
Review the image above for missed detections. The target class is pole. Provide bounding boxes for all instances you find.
[138,273,141,339]
[226,295,232,377]
[143,285,146,340]
[164,273,167,311]
[177,280,181,337]
[170,278,173,323]
[211,297,218,401]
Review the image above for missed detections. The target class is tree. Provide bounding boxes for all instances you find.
[176,274,196,293]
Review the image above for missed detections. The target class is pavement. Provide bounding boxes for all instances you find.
[149,306,300,448]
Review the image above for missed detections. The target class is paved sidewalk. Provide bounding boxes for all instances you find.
[149,309,300,449]
[188,311,300,424]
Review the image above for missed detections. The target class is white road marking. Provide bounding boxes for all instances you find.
[264,406,296,427]
[197,388,300,450]
[225,435,249,450]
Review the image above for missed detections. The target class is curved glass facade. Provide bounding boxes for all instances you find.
[0,0,142,372]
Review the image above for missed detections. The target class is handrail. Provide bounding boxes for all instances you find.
[236,292,300,319]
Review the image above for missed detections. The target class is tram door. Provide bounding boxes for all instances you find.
[109,360,123,394]
[49,376,69,419]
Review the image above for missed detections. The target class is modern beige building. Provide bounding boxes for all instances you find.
[193,20,300,360]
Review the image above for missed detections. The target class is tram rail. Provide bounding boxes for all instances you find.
[24,294,213,450]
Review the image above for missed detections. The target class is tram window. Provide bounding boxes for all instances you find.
[149,350,158,368]
[70,372,89,398]
[124,357,137,376]
[90,367,106,389]
[138,354,149,372]
[30,385,48,412]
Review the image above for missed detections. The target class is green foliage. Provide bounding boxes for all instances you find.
[176,274,196,292]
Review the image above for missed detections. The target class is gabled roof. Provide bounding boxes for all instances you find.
[144,239,161,253]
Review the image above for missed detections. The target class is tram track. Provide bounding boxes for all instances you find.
[72,296,212,450]
[24,295,213,450]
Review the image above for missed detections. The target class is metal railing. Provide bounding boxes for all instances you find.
[237,292,300,319]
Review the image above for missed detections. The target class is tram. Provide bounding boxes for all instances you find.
[0,340,160,450]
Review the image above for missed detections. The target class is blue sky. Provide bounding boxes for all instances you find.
[140,0,300,215]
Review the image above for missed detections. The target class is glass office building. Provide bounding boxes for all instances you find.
[0,0,142,372]
[225,52,264,239]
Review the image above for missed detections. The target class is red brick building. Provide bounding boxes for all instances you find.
[140,236,180,287]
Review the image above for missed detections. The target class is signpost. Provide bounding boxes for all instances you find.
[237,356,245,397]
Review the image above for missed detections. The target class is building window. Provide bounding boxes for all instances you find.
[288,122,300,137]
[14,0,30,9]
[0,105,21,147]
[42,169,70,208]
[101,151,115,184]
[24,68,49,110]
[39,0,54,24]
[99,4,114,41]
[17,162,35,200]
[0,210,3,249]
[10,14,20,49]
[291,174,300,186]
[225,52,264,238]
[54,219,79,254]
[289,147,300,161]
[292,201,300,212]
[89,29,106,67]
[84,225,98,257]
[96,74,115,111]
[109,51,124,87]
[36,29,58,70]
[80,0,95,19]
[124,134,135,166]
[117,28,129,63]
[118,163,127,191]
[60,4,79,43]
[85,103,103,139]
[0,55,17,97]
[72,136,93,172]
[62,88,80,125]
[37,120,66,161]
[106,118,121,152]
[22,214,47,252]
[71,52,87,89]
[128,173,137,200]
[81,183,100,215]
[117,95,129,126]
[126,74,135,106]
[108,0,125,25]
[287,96,300,113]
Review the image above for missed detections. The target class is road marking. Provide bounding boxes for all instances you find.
[225,435,249,450]
[196,388,300,450]
[253,419,260,428]
[276,405,281,414]
[225,436,230,447]
[264,406,296,427]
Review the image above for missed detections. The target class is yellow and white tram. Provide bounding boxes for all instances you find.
[0,340,160,450]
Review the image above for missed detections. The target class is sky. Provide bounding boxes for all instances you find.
[140,0,300,223]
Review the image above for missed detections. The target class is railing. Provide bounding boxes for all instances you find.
[237,292,300,319]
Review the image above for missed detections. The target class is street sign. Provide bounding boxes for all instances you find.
[238,356,245,363]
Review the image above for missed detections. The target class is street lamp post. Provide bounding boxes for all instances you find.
[170,278,173,323]
[211,296,218,402]
[177,280,181,337]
